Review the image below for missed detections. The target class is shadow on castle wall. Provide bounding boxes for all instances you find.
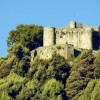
[74,49,81,57]
[92,31,100,50]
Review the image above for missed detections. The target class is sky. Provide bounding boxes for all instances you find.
[0,0,100,57]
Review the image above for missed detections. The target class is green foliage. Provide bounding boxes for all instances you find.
[28,54,70,84]
[16,79,39,99]
[0,54,69,99]
[66,50,96,99]
[18,54,70,99]
[77,79,100,100]
[7,43,30,76]
[94,50,100,78]
[7,24,43,50]
[41,79,66,100]
[12,55,30,76]
[0,23,100,99]
[8,43,29,59]
[0,56,14,78]
[0,73,26,99]
[0,92,12,100]
[4,24,43,77]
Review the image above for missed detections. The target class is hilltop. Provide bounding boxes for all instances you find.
[0,23,100,100]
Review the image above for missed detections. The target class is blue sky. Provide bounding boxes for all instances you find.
[0,0,100,57]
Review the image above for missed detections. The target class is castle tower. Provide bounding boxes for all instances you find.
[69,21,76,28]
[43,27,55,46]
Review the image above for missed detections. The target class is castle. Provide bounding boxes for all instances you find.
[31,21,100,61]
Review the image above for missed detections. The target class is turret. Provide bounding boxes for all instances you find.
[69,21,76,28]
[43,27,55,46]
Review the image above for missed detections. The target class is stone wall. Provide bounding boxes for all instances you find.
[56,27,93,50]
[31,44,74,61]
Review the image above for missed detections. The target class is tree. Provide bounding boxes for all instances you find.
[77,79,100,100]
[94,50,100,79]
[0,56,14,78]
[6,24,43,76]
[66,50,96,99]
[7,24,43,51]
[41,79,66,100]
[28,54,71,85]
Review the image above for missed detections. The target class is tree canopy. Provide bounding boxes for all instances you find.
[7,24,43,51]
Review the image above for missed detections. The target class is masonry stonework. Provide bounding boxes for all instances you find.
[31,44,74,61]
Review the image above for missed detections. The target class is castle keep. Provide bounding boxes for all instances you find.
[31,21,100,60]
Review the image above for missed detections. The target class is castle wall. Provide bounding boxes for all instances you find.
[56,27,93,50]
[43,27,55,46]
[43,21,98,51]
[31,44,74,61]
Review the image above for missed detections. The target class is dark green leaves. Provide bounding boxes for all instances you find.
[7,24,43,50]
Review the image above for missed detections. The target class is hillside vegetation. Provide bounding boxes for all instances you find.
[0,24,100,100]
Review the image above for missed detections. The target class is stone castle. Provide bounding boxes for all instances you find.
[31,21,100,61]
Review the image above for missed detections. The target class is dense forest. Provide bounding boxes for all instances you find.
[0,24,100,100]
